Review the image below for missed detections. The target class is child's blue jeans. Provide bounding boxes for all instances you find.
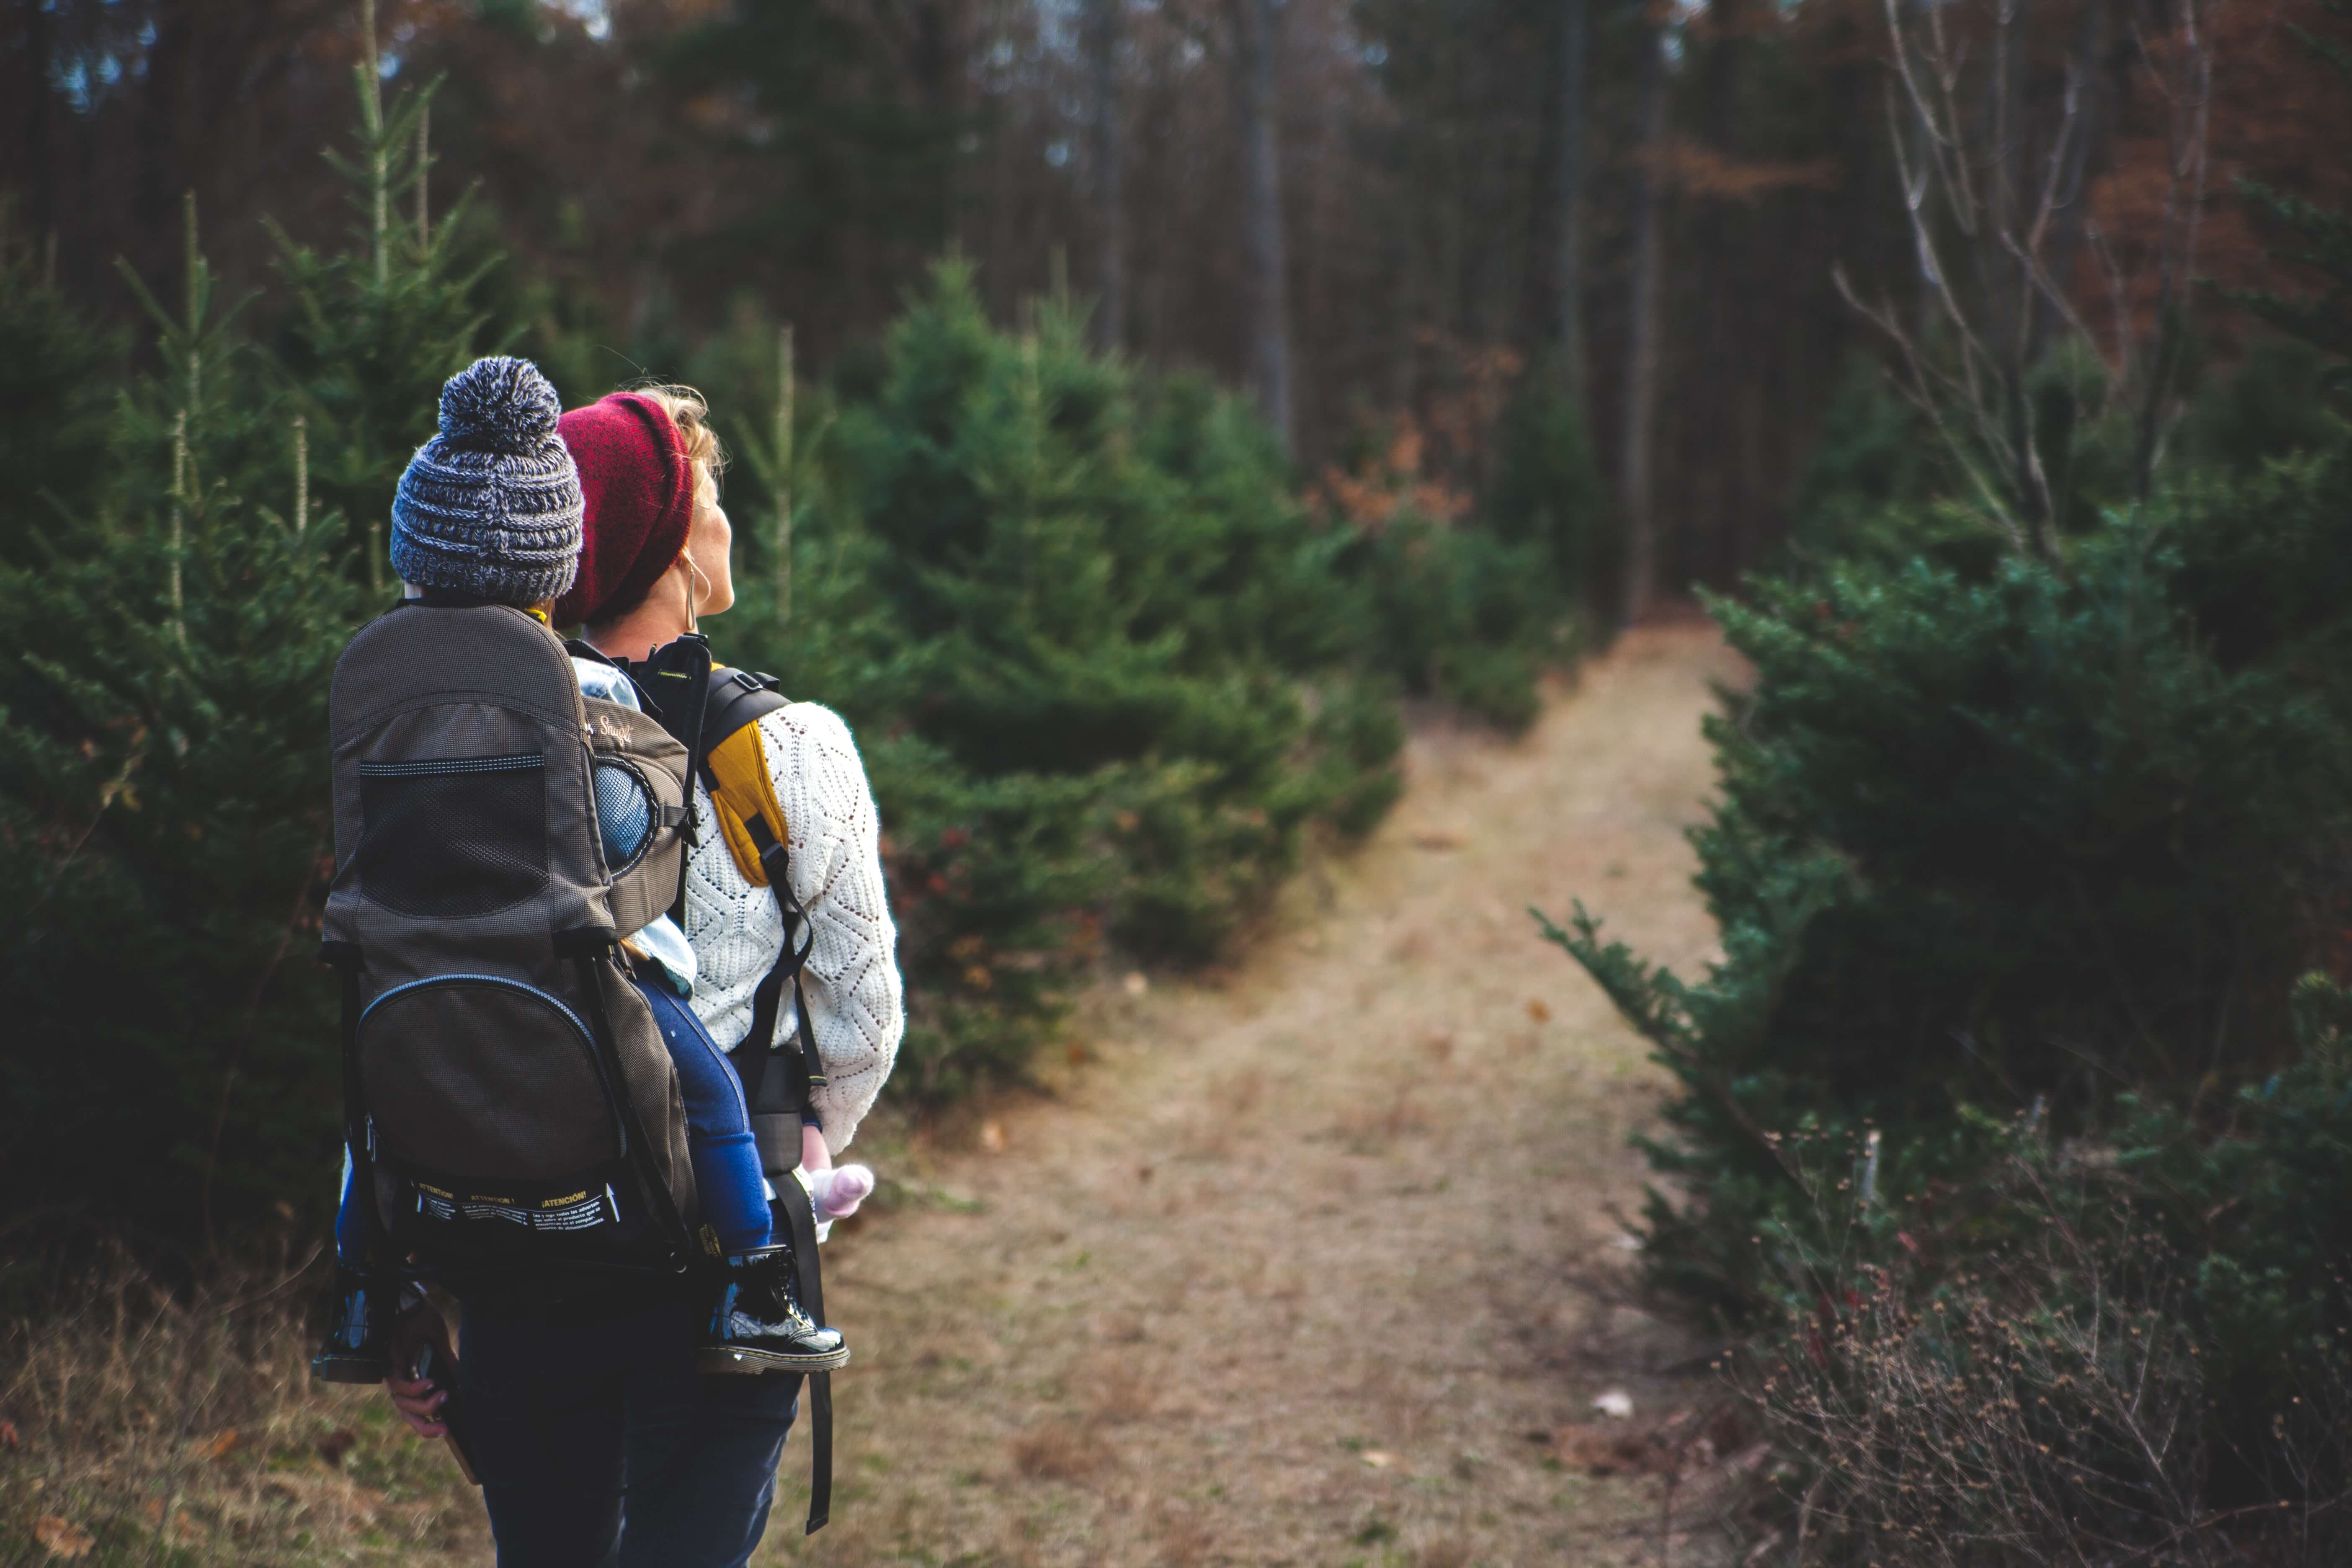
[635,976,773,1253]
[336,974,774,1263]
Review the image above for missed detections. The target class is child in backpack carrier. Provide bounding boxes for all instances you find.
[312,357,867,1386]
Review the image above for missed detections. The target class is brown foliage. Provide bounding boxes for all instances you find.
[2088,0,2352,338]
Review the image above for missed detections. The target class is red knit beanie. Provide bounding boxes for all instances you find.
[552,392,695,627]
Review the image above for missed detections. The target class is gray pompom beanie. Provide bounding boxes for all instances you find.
[388,356,583,604]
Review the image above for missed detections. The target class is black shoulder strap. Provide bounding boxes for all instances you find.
[563,636,617,670]
[696,664,813,1139]
[700,665,792,755]
[696,667,835,1534]
[772,1168,834,1533]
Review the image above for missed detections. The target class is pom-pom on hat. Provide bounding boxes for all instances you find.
[551,392,696,629]
[389,356,583,605]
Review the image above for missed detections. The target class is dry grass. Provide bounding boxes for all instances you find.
[0,1251,483,1566]
[1078,1354,1161,1425]
[1007,1421,1117,1484]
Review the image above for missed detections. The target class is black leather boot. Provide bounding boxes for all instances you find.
[311,1268,396,1384]
[696,1245,850,1375]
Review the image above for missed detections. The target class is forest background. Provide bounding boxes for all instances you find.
[6,0,2352,1558]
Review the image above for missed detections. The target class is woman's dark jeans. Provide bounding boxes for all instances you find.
[460,1285,801,1568]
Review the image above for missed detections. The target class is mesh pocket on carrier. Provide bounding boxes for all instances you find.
[358,753,548,917]
[591,756,657,876]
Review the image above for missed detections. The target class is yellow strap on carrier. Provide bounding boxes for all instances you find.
[703,720,790,887]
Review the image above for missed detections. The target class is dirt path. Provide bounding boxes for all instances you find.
[769,626,1744,1568]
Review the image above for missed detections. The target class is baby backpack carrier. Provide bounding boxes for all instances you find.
[321,595,699,1283]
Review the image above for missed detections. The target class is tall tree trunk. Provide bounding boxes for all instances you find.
[136,3,193,253]
[1233,0,1294,456]
[22,0,55,239]
[1553,0,1588,398]
[1088,0,1125,352]
[2032,0,2107,364]
[1694,0,1742,583]
[914,0,957,242]
[1619,10,1669,625]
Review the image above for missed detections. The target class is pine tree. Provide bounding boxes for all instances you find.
[0,209,122,566]
[714,263,1407,1097]
[271,49,490,575]
[0,58,495,1250]
[2231,20,2352,370]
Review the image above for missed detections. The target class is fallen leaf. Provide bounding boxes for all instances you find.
[1122,971,1148,997]
[1360,1449,1396,1468]
[980,1120,1006,1153]
[1590,1388,1634,1420]
[193,1427,239,1460]
[0,1418,18,1450]
[1526,998,1551,1023]
[1410,829,1465,851]
[142,1499,165,1527]
[32,1516,95,1560]
[317,1428,359,1467]
[1551,1423,1657,1478]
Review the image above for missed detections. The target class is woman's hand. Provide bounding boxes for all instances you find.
[384,1372,449,1440]
[382,1292,453,1439]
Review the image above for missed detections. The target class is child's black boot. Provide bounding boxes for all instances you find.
[696,1244,850,1375]
[311,1268,397,1384]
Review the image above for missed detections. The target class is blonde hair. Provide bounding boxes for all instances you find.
[629,382,724,518]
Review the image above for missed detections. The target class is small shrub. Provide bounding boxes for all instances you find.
[1739,1059,2352,1565]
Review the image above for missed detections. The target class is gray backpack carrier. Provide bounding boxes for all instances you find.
[321,596,701,1282]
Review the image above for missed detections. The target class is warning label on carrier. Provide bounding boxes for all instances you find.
[415,1182,611,1232]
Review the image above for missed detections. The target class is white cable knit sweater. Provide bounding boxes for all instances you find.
[681,701,903,1154]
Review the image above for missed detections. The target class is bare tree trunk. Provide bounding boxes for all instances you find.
[22,0,55,239]
[1088,0,1126,353]
[1693,0,1744,583]
[1857,0,2213,548]
[915,0,958,241]
[1233,0,1295,456]
[1619,10,1669,626]
[135,3,191,252]
[2032,0,2106,365]
[1553,0,1588,397]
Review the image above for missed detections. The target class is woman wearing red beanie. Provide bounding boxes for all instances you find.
[557,390,897,1220]
[550,389,730,643]
[391,386,903,1568]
